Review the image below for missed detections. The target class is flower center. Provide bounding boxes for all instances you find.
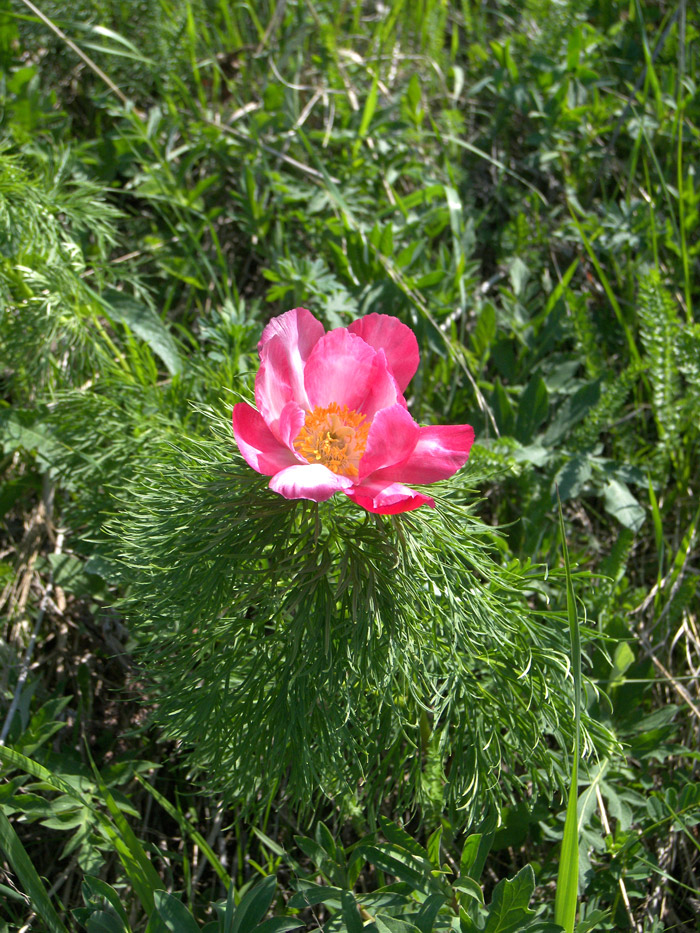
[294,403,370,477]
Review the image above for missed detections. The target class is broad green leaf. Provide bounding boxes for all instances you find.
[378,222,393,257]
[426,826,442,869]
[84,554,127,584]
[508,257,529,296]
[459,904,480,933]
[556,456,592,502]
[461,815,496,882]
[294,834,331,870]
[82,875,130,925]
[609,642,635,687]
[254,918,304,933]
[48,553,105,598]
[493,801,536,851]
[379,817,428,859]
[414,270,444,288]
[0,409,74,475]
[575,761,608,837]
[152,891,201,933]
[575,909,609,933]
[288,881,344,909]
[315,821,339,862]
[600,780,633,833]
[603,479,645,532]
[483,865,535,933]
[452,877,484,905]
[376,917,421,933]
[472,304,497,361]
[511,443,551,467]
[361,891,412,911]
[102,289,182,376]
[414,893,445,933]
[358,845,427,891]
[515,376,549,443]
[86,911,130,933]
[542,379,602,446]
[406,73,421,113]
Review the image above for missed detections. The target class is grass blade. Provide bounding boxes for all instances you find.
[0,808,70,933]
[0,744,161,916]
[554,490,581,933]
[135,774,231,889]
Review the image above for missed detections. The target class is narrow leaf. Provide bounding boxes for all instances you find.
[136,775,230,888]
[554,492,581,933]
[341,891,365,933]
[0,808,70,933]
[230,875,277,933]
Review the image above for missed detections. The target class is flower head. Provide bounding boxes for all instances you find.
[232,308,475,514]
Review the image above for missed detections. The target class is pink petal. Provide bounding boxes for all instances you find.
[346,481,435,515]
[269,464,354,502]
[233,403,299,476]
[277,400,307,449]
[358,404,419,479]
[258,307,325,357]
[304,328,402,418]
[370,423,475,485]
[255,309,325,430]
[348,313,419,392]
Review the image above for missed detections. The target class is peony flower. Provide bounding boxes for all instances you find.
[232,308,475,515]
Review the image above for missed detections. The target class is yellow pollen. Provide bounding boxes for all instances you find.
[294,403,370,477]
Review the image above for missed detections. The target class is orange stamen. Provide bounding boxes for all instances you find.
[294,403,370,477]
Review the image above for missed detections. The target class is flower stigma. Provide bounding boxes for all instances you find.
[294,403,370,477]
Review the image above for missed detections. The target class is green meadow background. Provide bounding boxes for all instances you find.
[1,1,699,930]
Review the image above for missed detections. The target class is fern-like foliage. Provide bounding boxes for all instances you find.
[675,325,700,388]
[0,150,135,398]
[666,576,697,632]
[637,271,681,458]
[99,408,616,826]
[571,363,642,451]
[599,526,635,586]
[569,291,605,378]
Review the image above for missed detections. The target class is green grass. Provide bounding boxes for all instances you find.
[1,0,699,930]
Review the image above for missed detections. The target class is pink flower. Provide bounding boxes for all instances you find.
[232,308,475,515]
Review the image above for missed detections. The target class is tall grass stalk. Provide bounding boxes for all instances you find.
[554,491,581,933]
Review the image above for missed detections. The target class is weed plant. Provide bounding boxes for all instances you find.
[1,1,699,930]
